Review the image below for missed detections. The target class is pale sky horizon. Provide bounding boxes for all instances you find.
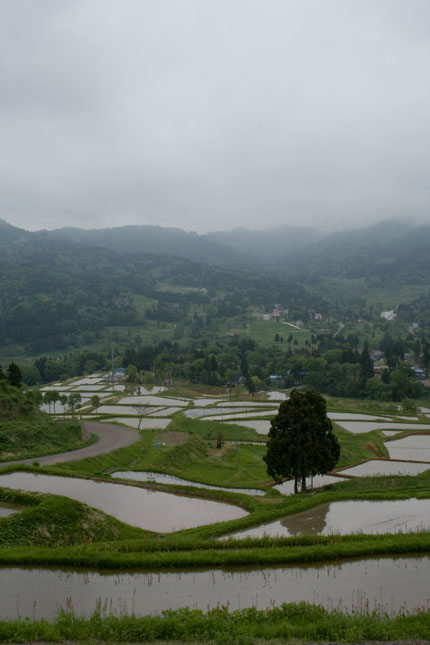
[1,1,430,234]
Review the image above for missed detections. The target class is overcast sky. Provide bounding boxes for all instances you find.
[1,0,430,234]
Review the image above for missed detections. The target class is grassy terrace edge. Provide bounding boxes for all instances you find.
[1,466,430,569]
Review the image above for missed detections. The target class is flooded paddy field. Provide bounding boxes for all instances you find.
[386,434,430,462]
[203,410,278,421]
[108,417,171,429]
[119,396,187,407]
[338,459,430,477]
[328,412,392,421]
[1,556,429,619]
[225,419,272,434]
[0,473,247,532]
[273,474,346,495]
[335,421,430,434]
[112,470,266,495]
[227,498,430,539]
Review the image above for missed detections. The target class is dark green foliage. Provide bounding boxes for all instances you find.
[6,362,21,388]
[264,389,340,492]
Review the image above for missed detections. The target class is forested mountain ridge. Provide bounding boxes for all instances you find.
[0,219,321,356]
[39,219,430,284]
[44,223,256,270]
[283,220,430,284]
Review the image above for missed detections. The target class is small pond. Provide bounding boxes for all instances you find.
[112,471,266,496]
[2,557,429,619]
[0,473,247,533]
[386,434,430,462]
[226,498,430,539]
[339,459,430,477]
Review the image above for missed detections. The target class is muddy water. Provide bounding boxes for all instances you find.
[227,498,430,539]
[0,473,247,532]
[112,471,266,496]
[1,557,429,619]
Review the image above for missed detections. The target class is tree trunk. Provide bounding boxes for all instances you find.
[294,476,299,494]
[301,474,307,493]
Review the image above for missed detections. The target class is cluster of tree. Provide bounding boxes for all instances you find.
[0,365,42,419]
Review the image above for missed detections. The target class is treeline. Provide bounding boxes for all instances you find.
[21,328,430,405]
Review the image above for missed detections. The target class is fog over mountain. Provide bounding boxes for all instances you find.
[1,0,430,234]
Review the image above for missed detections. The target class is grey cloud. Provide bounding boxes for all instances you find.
[1,0,430,233]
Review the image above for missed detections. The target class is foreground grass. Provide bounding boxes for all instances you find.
[1,603,430,643]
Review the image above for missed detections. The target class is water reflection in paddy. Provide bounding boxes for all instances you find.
[0,473,247,533]
[227,499,430,539]
[112,471,266,496]
[1,557,429,619]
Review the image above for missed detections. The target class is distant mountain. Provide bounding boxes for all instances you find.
[43,223,323,269]
[283,220,430,284]
[0,219,31,245]
[206,225,321,266]
[44,224,255,270]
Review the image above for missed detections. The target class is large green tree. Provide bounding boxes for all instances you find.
[264,388,340,493]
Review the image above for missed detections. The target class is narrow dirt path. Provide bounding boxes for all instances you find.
[0,421,139,468]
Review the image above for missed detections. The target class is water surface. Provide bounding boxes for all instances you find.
[386,434,430,462]
[0,473,247,532]
[112,471,265,496]
[336,421,430,435]
[2,557,428,619]
[339,459,430,477]
[109,417,171,430]
[227,498,430,539]
[0,504,20,518]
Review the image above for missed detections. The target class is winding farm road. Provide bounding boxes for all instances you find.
[0,422,139,468]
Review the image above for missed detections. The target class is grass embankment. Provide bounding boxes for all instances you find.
[0,379,88,462]
[1,603,430,644]
[0,487,145,546]
[1,468,430,564]
[53,416,270,488]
